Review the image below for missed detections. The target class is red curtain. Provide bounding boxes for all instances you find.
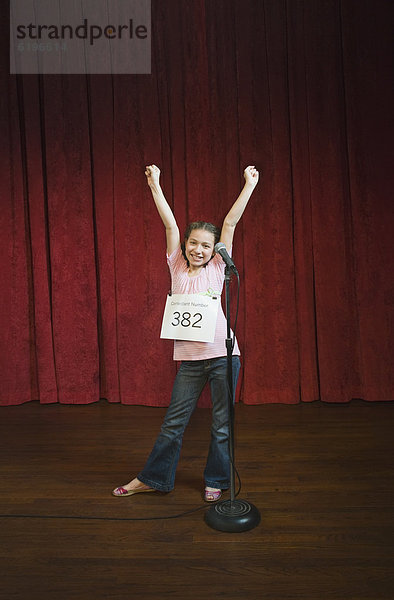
[1,0,393,406]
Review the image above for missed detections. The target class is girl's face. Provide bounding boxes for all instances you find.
[184,229,216,270]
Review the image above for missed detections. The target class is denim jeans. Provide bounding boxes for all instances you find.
[138,356,241,492]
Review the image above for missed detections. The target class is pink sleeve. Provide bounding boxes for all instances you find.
[166,245,183,272]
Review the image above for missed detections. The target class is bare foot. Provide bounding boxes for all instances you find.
[204,486,222,501]
[123,478,151,491]
[112,477,151,495]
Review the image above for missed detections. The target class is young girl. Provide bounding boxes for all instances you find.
[112,164,259,502]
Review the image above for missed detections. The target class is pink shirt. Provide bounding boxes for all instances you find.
[167,246,240,361]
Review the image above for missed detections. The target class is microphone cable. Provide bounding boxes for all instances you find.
[0,480,242,523]
[231,270,240,351]
[227,270,242,497]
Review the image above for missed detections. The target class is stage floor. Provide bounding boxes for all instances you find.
[1,400,393,599]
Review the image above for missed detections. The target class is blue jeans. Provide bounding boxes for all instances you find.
[138,356,241,492]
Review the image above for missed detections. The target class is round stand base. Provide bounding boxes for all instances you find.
[205,498,261,532]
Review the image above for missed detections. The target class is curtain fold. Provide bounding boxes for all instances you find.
[1,0,393,406]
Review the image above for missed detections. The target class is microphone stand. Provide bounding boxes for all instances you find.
[205,265,261,532]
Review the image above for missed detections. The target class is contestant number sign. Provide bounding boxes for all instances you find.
[160,293,219,343]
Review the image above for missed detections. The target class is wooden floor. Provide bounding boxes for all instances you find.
[1,399,394,600]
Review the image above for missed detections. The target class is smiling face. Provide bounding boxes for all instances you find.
[184,229,216,271]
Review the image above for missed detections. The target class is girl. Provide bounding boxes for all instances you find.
[112,164,259,502]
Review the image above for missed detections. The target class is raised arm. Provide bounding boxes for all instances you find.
[145,164,180,255]
[220,165,259,250]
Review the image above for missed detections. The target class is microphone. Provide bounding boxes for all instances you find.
[214,242,238,273]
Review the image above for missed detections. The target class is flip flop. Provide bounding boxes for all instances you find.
[112,486,156,497]
[204,487,222,502]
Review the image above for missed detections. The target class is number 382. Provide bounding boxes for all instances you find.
[171,311,202,328]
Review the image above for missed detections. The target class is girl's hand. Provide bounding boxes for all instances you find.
[145,164,161,187]
[244,165,259,187]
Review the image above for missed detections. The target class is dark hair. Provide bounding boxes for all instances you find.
[181,221,221,267]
